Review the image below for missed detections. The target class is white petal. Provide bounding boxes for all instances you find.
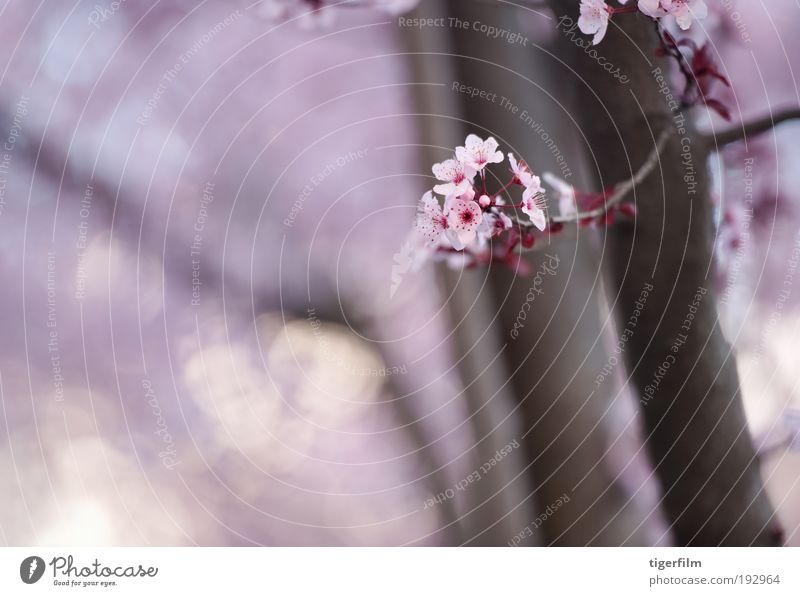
[464,134,483,150]
[432,159,457,182]
[488,150,504,164]
[433,182,456,196]
[578,14,601,36]
[592,19,608,44]
[637,0,663,18]
[530,208,547,231]
[445,229,466,251]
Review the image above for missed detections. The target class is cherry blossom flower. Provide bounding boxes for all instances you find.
[432,158,476,197]
[456,134,504,172]
[446,198,483,250]
[638,0,707,30]
[576,0,707,46]
[521,192,547,232]
[578,0,612,45]
[521,173,543,207]
[508,152,525,181]
[479,210,513,243]
[405,131,688,278]
[406,133,628,273]
[510,151,545,228]
[444,184,476,209]
[508,152,537,188]
[414,191,447,247]
[543,172,577,218]
[473,196,515,246]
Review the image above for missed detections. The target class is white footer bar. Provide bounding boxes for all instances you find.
[1,547,796,594]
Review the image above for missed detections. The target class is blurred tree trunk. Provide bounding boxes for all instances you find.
[401,0,662,545]
[546,0,780,545]
[445,0,658,546]
[402,0,537,545]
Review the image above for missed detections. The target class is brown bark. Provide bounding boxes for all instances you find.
[547,2,780,545]
[401,0,539,545]
[444,0,658,545]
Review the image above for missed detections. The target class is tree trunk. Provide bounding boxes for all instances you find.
[445,0,659,546]
[547,1,780,545]
[401,0,538,545]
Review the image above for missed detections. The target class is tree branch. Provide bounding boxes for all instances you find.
[550,128,671,224]
[500,128,670,252]
[704,107,800,148]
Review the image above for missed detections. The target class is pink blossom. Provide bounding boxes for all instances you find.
[521,192,547,232]
[638,0,707,30]
[443,185,476,217]
[509,151,545,227]
[508,152,537,188]
[478,210,513,244]
[410,134,582,266]
[447,184,476,204]
[521,174,543,204]
[479,196,514,240]
[578,0,612,45]
[446,199,483,250]
[432,158,476,197]
[455,134,504,172]
[414,191,447,247]
[414,190,484,251]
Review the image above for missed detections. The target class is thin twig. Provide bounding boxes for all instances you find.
[508,129,670,254]
[549,128,672,224]
[654,21,694,111]
[703,107,800,149]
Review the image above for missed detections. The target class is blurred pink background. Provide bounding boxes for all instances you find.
[0,0,798,546]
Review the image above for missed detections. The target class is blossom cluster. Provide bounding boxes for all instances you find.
[578,0,729,119]
[411,135,547,271]
[406,134,636,273]
[578,0,708,45]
